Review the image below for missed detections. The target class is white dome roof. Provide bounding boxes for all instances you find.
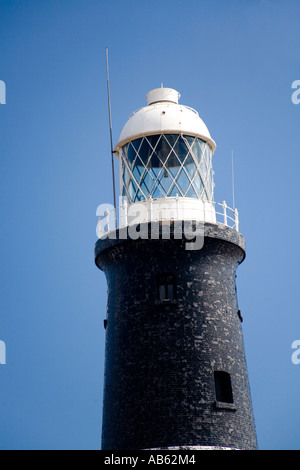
[115,88,216,154]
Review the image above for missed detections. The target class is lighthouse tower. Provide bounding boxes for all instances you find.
[95,87,257,450]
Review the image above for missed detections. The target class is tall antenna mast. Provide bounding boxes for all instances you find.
[232,149,235,209]
[106,47,117,210]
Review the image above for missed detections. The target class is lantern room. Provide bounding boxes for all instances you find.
[115,87,216,209]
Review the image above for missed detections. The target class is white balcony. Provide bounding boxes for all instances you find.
[96,197,239,239]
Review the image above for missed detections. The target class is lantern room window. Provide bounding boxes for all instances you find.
[120,134,213,203]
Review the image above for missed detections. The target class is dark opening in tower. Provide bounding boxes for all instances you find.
[156,273,176,302]
[214,371,234,404]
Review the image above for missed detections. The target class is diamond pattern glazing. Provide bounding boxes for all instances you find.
[120,134,214,203]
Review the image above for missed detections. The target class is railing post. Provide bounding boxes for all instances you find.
[149,195,153,223]
[113,206,117,231]
[123,199,128,226]
[105,208,110,233]
[234,208,239,232]
[176,193,179,220]
[97,218,104,238]
[222,201,228,226]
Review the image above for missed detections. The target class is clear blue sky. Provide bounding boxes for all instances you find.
[0,0,299,450]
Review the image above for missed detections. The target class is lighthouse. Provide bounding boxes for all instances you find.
[95,87,257,450]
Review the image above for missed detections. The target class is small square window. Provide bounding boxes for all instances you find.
[214,371,234,404]
[156,273,176,302]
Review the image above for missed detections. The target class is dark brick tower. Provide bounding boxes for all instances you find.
[95,88,257,450]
